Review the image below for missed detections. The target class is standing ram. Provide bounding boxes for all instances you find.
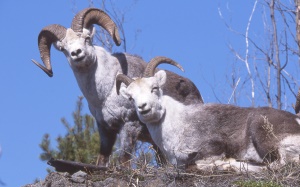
[117,57,300,172]
[32,8,203,167]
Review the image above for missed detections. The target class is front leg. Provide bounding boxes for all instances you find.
[195,158,266,173]
[118,121,142,167]
[152,143,167,166]
[96,122,117,167]
[137,123,167,166]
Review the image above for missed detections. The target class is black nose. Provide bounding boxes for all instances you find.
[138,103,146,109]
[71,49,82,57]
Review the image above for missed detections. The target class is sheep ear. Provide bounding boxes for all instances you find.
[154,70,167,87]
[90,27,96,38]
[82,26,96,39]
[53,41,64,51]
[119,86,131,100]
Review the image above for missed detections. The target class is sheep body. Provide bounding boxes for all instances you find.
[119,69,300,171]
[53,29,149,165]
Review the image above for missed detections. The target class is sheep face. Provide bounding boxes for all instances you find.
[120,70,167,124]
[55,28,97,70]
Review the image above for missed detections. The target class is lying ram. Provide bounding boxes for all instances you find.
[116,57,300,172]
[32,8,203,167]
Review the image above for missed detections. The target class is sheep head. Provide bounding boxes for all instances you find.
[55,27,97,71]
[32,8,121,77]
[116,56,184,124]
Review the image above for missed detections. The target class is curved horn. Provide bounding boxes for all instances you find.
[116,74,134,95]
[143,56,184,77]
[31,24,67,77]
[71,8,121,46]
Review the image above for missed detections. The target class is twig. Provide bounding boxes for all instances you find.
[228,77,240,104]
[244,0,258,106]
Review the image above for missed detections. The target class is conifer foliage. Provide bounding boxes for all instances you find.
[39,96,100,165]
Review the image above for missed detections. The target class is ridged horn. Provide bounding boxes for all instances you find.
[71,8,121,46]
[116,74,134,95]
[31,24,67,77]
[143,56,184,78]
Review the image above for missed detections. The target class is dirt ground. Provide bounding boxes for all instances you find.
[23,161,300,187]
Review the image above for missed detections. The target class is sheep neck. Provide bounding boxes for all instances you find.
[73,47,120,107]
[146,96,189,165]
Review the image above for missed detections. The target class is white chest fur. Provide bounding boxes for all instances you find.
[146,97,192,167]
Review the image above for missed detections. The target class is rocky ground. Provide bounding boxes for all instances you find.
[23,160,300,187]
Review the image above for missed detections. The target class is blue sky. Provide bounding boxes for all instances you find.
[0,0,298,186]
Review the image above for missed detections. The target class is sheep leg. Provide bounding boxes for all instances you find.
[195,157,266,173]
[269,135,300,169]
[248,115,281,163]
[96,122,117,167]
[118,121,142,167]
[152,144,168,166]
[137,124,167,166]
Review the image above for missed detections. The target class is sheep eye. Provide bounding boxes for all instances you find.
[129,97,134,101]
[151,87,159,93]
[85,36,91,43]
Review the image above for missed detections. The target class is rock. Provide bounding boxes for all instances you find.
[71,171,87,183]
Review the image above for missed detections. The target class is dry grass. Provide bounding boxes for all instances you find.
[83,160,300,187]
[24,160,300,187]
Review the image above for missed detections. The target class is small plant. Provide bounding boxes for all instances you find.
[39,96,100,168]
